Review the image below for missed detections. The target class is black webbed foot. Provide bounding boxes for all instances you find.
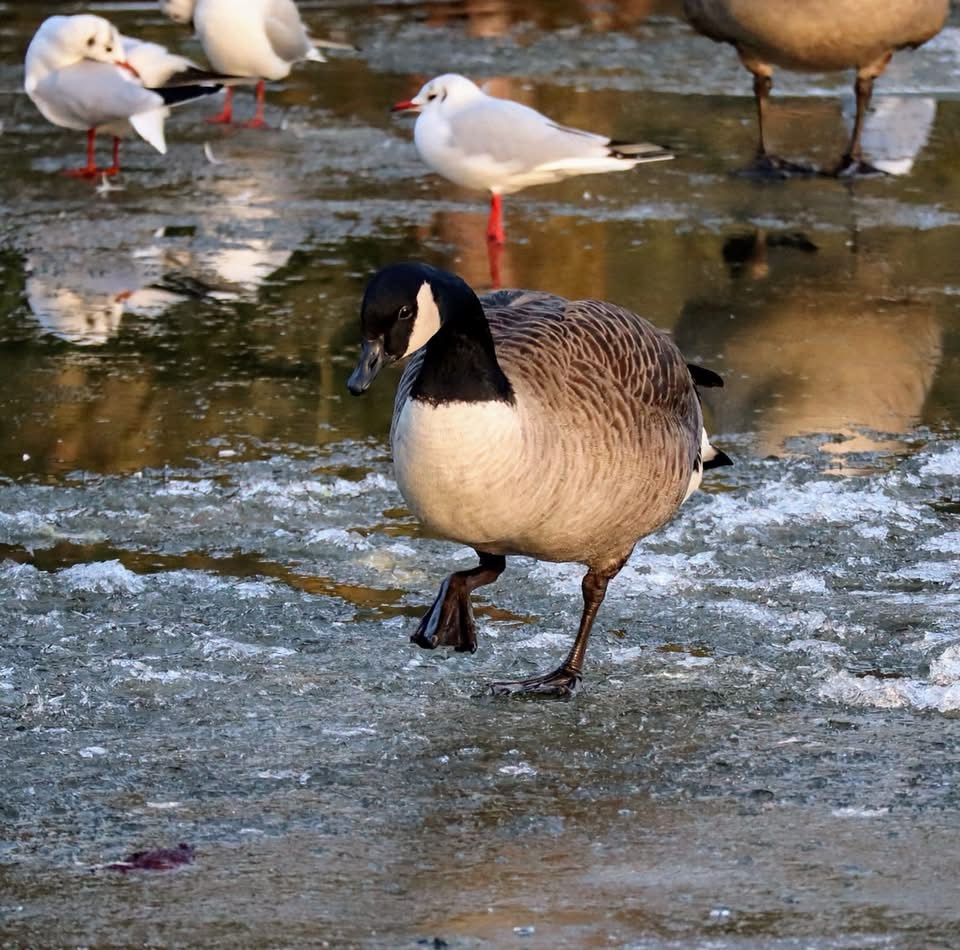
[736,153,818,180]
[411,574,478,653]
[489,664,582,698]
[410,554,505,654]
[833,156,888,179]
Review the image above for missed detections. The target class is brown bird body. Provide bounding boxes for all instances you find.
[684,0,949,175]
[348,264,730,696]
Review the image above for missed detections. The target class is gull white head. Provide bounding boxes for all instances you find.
[31,15,125,67]
[391,73,484,115]
[25,15,127,92]
[157,0,198,26]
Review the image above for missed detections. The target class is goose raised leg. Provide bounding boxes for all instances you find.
[411,553,505,653]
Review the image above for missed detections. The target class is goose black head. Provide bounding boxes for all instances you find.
[347,262,446,395]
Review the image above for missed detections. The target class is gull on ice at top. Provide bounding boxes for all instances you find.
[158,0,355,127]
[24,14,230,177]
[391,73,673,246]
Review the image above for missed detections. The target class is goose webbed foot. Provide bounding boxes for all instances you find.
[737,152,817,180]
[833,156,887,179]
[410,554,506,654]
[411,574,478,653]
[489,664,582,698]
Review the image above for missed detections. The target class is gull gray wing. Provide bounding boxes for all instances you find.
[32,61,163,129]
[264,0,315,63]
[447,98,609,169]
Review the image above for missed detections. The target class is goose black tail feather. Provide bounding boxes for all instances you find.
[688,363,724,388]
[703,449,734,470]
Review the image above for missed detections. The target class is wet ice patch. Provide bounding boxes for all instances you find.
[923,531,960,554]
[498,762,537,777]
[304,527,371,551]
[917,443,960,477]
[200,637,295,661]
[78,746,108,758]
[700,477,918,535]
[59,561,145,595]
[820,645,960,713]
[110,658,226,684]
[831,807,890,818]
[155,478,218,497]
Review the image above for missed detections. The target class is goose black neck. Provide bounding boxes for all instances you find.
[411,272,514,406]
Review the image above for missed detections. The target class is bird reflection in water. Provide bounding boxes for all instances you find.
[676,230,943,466]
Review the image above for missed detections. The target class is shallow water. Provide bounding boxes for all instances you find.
[1,1,960,947]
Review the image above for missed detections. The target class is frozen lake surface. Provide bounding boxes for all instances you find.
[1,1,959,946]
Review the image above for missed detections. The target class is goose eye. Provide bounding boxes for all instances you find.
[398,305,414,321]
[87,36,96,47]
[105,45,113,52]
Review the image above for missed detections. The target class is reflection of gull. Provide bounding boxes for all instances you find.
[158,0,354,127]
[25,248,192,346]
[24,15,227,177]
[841,96,937,176]
[160,239,291,296]
[675,231,943,458]
[683,0,949,176]
[391,73,672,246]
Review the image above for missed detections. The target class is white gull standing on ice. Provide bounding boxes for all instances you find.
[24,14,229,177]
[391,73,673,245]
[158,0,354,127]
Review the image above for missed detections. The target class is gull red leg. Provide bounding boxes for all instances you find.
[487,238,503,290]
[64,128,99,178]
[486,193,505,246]
[207,86,234,124]
[245,80,267,129]
[103,137,121,176]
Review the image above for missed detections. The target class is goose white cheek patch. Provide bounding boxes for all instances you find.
[402,281,442,357]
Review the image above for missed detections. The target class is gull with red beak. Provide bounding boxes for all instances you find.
[392,73,672,246]
[24,14,229,178]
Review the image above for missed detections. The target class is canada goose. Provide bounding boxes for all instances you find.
[391,74,672,245]
[24,15,226,177]
[347,262,731,696]
[683,0,949,176]
[158,0,355,127]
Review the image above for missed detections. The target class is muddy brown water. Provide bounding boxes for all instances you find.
[1,1,959,947]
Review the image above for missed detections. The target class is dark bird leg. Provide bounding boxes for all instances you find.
[207,86,235,124]
[834,59,891,178]
[411,552,505,653]
[738,68,816,179]
[490,557,627,698]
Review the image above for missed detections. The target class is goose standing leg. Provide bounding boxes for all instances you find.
[490,555,628,698]
[834,57,891,177]
[411,552,505,653]
[740,65,815,178]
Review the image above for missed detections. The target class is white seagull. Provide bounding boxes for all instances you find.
[158,0,354,127]
[24,14,229,177]
[391,73,673,245]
